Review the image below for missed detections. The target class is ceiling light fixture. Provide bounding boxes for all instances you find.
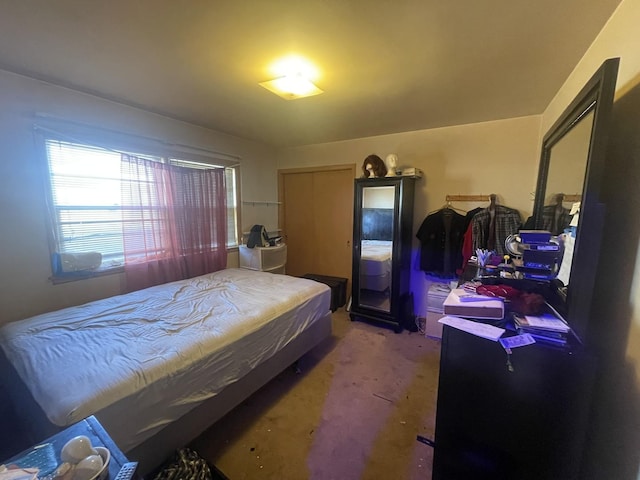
[259,74,323,100]
[260,55,323,100]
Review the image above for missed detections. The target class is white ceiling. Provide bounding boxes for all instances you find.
[0,0,623,148]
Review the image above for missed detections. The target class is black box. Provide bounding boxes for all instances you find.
[302,274,347,312]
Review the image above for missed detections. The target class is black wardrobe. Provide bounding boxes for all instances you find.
[350,176,416,332]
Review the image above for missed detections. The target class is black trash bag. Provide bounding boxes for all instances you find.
[153,448,213,480]
[247,224,270,248]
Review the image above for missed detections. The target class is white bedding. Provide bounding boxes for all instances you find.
[0,268,330,451]
[360,240,392,291]
[359,271,391,292]
[360,240,392,276]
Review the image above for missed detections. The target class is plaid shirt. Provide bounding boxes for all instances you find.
[471,205,522,256]
[540,205,573,235]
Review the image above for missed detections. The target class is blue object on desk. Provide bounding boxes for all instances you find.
[11,443,57,477]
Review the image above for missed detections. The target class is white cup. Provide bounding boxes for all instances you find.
[61,435,99,464]
[73,454,104,480]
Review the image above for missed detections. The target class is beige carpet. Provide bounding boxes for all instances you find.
[190,310,442,479]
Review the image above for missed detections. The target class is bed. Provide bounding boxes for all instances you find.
[0,268,332,474]
[360,239,392,291]
[360,207,393,293]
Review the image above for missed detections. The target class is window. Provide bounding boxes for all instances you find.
[44,139,240,277]
[169,158,239,248]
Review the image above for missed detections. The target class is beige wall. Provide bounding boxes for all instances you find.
[0,70,542,326]
[542,0,640,134]
[278,115,542,317]
[540,0,640,478]
[0,70,277,324]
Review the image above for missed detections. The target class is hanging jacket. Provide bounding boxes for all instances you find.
[523,205,573,235]
[416,209,467,276]
[459,207,484,273]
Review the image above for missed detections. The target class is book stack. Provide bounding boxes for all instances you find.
[513,313,571,346]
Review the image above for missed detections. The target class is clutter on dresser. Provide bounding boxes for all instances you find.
[504,229,564,280]
[513,312,571,346]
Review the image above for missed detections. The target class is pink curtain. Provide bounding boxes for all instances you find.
[121,154,227,292]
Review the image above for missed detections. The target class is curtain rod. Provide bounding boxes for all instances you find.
[33,123,134,157]
[33,112,241,162]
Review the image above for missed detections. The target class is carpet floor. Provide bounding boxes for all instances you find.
[189,309,442,479]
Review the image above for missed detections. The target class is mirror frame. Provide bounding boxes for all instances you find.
[532,57,619,344]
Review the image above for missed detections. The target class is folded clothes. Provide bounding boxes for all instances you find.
[471,284,545,316]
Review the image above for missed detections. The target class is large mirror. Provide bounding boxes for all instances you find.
[359,185,395,312]
[542,110,593,234]
[532,57,619,344]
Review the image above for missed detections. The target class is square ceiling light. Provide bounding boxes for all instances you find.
[259,74,323,100]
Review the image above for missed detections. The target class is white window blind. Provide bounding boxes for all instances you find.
[46,140,134,267]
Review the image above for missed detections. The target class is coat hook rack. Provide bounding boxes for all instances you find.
[445,194,491,202]
[561,194,582,203]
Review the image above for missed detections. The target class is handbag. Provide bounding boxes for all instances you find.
[247,224,270,248]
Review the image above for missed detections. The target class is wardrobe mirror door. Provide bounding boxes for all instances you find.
[359,185,395,312]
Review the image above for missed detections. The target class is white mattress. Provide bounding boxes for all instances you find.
[360,240,392,276]
[360,271,391,292]
[0,268,330,451]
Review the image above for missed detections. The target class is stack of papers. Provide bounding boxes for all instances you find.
[438,316,505,341]
[520,314,570,332]
[514,313,570,346]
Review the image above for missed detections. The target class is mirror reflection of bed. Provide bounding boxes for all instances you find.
[359,186,395,312]
[360,237,392,310]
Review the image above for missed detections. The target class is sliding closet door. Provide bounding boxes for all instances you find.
[281,171,315,276]
[279,165,354,284]
[313,169,353,278]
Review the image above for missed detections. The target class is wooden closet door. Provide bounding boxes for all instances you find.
[312,169,353,280]
[280,165,354,284]
[281,172,315,277]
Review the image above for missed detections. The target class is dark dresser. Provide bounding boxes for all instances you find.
[432,325,596,479]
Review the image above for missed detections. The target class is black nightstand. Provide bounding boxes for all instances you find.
[2,416,134,479]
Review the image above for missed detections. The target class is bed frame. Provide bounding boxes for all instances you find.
[1,311,332,475]
[128,311,332,474]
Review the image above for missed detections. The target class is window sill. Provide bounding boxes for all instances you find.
[50,247,239,284]
[50,266,124,285]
